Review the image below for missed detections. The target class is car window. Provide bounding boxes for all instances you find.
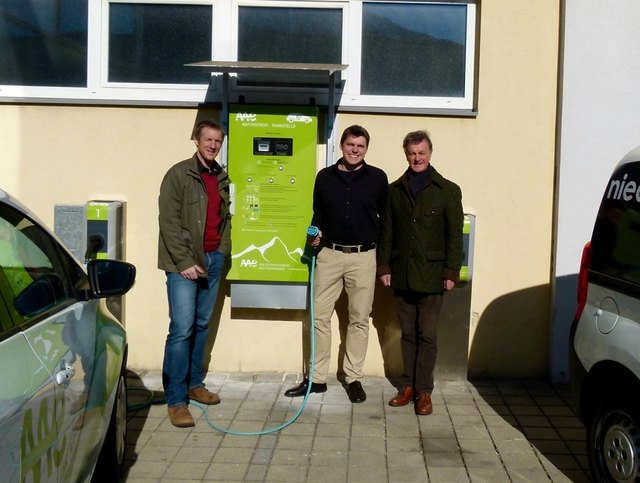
[0,291,13,335]
[0,203,85,328]
[591,160,640,285]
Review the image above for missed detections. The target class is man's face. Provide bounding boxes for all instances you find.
[340,135,368,168]
[405,140,432,173]
[194,126,224,165]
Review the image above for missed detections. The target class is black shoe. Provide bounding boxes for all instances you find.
[346,381,366,403]
[284,378,327,397]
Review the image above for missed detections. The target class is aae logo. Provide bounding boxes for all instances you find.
[236,112,257,122]
[240,259,258,268]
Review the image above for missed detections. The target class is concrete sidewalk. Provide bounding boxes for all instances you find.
[122,370,591,482]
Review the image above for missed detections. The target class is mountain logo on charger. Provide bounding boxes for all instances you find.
[286,113,312,124]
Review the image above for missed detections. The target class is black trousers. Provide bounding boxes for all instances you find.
[394,291,443,394]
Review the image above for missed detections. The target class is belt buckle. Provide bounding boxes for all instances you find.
[333,243,353,253]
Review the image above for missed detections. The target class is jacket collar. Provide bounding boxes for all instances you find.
[333,157,369,173]
[189,153,225,178]
[399,165,444,188]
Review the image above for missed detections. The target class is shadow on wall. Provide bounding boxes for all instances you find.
[334,281,405,383]
[552,274,579,383]
[337,280,472,385]
[200,274,553,382]
[202,266,473,383]
[468,284,551,379]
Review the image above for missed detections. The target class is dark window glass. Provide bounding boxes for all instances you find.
[361,3,467,97]
[108,3,212,84]
[0,0,88,86]
[237,7,342,87]
[0,292,12,334]
[591,161,640,284]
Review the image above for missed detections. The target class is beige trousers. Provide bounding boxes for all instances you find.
[311,247,376,384]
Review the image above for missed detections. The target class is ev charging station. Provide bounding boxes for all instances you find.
[54,200,125,264]
[84,200,126,322]
[54,199,126,321]
[84,200,124,262]
[226,104,318,309]
[460,213,476,283]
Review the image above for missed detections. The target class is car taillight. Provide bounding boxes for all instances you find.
[574,241,592,321]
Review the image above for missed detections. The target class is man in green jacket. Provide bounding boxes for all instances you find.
[158,119,231,427]
[377,130,463,416]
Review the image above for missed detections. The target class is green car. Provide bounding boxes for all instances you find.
[0,189,135,482]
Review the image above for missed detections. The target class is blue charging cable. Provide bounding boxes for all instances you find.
[188,225,319,435]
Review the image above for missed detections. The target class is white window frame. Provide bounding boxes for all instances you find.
[0,0,477,114]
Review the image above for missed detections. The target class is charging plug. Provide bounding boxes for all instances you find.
[307,226,319,237]
[84,234,104,264]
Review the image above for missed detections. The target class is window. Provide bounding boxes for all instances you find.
[0,0,88,87]
[591,161,640,286]
[237,5,343,87]
[109,3,212,84]
[0,204,83,326]
[0,0,477,113]
[361,3,467,97]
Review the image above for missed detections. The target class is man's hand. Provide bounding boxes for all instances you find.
[181,265,205,280]
[444,279,455,291]
[379,274,391,287]
[307,230,322,247]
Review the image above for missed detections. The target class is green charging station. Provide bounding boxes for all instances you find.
[84,201,123,262]
[83,200,125,321]
[460,213,475,283]
[227,104,318,309]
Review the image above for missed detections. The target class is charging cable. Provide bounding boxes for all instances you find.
[193,237,317,435]
[131,226,320,435]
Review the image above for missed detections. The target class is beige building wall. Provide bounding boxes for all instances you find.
[0,1,559,378]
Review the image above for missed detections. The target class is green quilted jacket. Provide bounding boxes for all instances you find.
[377,167,463,293]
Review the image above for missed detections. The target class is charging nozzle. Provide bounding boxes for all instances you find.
[84,234,105,265]
[307,225,319,237]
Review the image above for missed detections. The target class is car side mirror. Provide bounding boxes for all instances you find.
[86,259,136,299]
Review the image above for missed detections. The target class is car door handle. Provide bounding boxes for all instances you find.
[55,363,76,385]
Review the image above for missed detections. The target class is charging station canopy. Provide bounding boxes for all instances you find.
[185,60,348,166]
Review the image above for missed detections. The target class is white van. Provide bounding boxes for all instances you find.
[570,145,640,482]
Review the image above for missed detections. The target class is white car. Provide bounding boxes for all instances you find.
[286,113,312,124]
[570,146,640,482]
[0,189,135,482]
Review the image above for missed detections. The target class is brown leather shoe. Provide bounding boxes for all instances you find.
[415,392,433,415]
[188,386,221,405]
[388,386,414,407]
[168,405,195,427]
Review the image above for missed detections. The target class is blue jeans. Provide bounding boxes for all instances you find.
[162,251,224,407]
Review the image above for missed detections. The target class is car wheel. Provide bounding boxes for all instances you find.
[92,371,127,482]
[587,397,640,482]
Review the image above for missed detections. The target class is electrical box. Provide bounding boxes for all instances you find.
[460,213,475,283]
[227,104,318,309]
